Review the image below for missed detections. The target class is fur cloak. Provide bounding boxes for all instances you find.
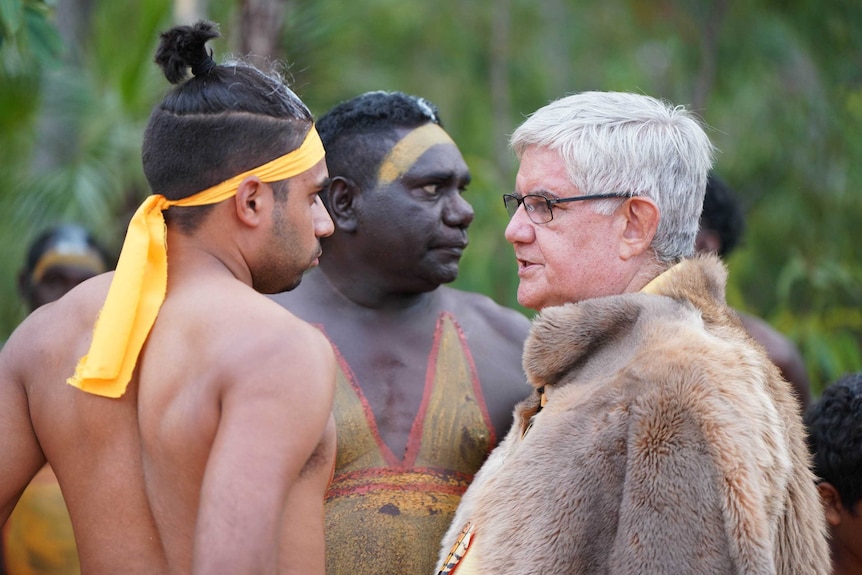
[437,255,829,574]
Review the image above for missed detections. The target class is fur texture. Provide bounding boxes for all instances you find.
[438,255,829,574]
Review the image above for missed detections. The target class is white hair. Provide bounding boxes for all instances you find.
[510,91,715,262]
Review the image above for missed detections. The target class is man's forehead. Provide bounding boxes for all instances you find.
[377,124,457,186]
[516,148,574,195]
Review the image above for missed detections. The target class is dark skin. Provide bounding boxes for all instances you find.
[273,124,530,458]
[817,483,862,575]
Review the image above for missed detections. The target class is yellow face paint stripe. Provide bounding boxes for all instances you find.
[377,123,456,187]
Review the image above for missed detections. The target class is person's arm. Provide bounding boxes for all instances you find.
[190,321,335,575]
[0,326,48,527]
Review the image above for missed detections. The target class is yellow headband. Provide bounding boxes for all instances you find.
[377,123,455,187]
[67,126,325,398]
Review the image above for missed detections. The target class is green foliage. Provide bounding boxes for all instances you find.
[0,0,172,333]
[0,0,859,393]
[0,0,62,72]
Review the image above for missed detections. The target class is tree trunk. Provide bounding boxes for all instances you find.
[174,0,209,24]
[239,0,289,70]
[489,0,512,176]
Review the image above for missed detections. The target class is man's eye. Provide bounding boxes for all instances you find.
[421,184,441,195]
[524,198,544,213]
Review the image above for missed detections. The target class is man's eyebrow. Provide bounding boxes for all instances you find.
[529,188,559,199]
[405,170,472,185]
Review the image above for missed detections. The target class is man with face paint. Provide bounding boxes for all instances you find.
[2,224,110,575]
[0,21,337,574]
[272,91,532,574]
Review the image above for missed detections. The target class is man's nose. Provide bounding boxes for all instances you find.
[443,193,474,228]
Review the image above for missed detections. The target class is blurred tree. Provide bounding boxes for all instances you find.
[0,0,63,331]
[0,0,171,331]
[239,0,288,69]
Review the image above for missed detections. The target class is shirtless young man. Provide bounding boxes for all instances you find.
[273,91,531,574]
[0,21,336,575]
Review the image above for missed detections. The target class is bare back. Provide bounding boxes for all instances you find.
[0,273,167,574]
[138,270,336,574]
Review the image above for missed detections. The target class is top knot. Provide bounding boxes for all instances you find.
[191,54,217,77]
[154,20,221,84]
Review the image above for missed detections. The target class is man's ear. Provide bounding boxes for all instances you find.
[618,196,659,260]
[327,176,360,233]
[234,175,269,227]
[817,481,844,527]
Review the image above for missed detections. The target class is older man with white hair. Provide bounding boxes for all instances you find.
[437,91,829,575]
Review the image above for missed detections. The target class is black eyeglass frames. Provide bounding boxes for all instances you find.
[502,192,632,224]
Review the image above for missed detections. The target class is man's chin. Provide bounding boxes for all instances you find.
[256,275,303,295]
[279,276,303,293]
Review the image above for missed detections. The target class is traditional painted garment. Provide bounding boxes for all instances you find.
[3,465,80,575]
[438,255,830,575]
[324,312,496,575]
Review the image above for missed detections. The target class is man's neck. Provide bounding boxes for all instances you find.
[312,265,438,313]
[832,541,862,575]
[625,253,673,294]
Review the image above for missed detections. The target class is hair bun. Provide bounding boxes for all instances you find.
[191,55,217,77]
[154,20,221,84]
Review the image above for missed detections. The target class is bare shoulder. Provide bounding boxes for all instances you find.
[739,312,801,365]
[2,273,113,380]
[200,289,336,403]
[0,273,114,521]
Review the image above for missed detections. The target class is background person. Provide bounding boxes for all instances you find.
[272,90,532,575]
[3,223,110,575]
[17,223,111,312]
[804,372,862,575]
[0,21,336,575]
[696,172,812,408]
[437,91,829,575]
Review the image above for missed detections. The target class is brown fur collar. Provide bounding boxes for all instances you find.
[524,254,738,393]
[438,254,830,574]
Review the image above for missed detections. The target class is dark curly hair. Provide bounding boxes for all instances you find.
[143,20,313,231]
[700,173,746,258]
[804,372,862,513]
[316,91,443,195]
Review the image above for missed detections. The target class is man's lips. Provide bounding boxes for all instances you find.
[432,242,468,255]
[515,255,540,273]
[310,249,323,266]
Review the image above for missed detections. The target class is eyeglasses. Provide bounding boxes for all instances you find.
[503,193,632,224]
